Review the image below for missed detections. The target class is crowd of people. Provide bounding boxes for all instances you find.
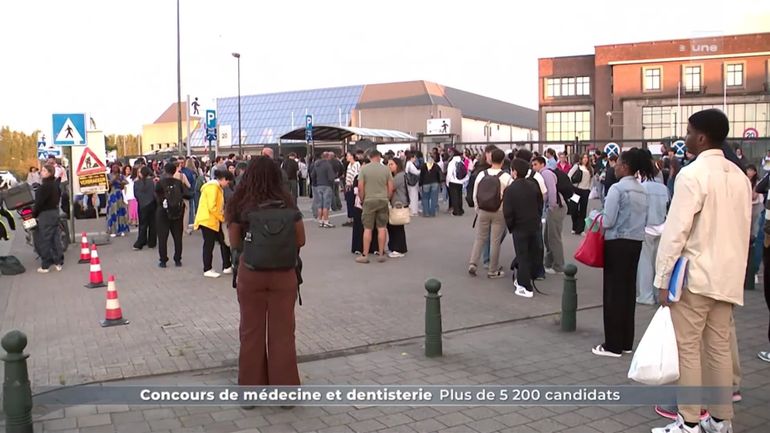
[21,108,770,431]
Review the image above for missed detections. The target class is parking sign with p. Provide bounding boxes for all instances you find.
[206,110,217,129]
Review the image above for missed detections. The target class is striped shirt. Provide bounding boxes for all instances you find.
[345,161,360,187]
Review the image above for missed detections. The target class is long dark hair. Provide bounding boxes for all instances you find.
[226,156,295,223]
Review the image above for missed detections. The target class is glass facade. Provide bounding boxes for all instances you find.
[642,102,770,139]
[216,85,364,145]
[545,111,591,140]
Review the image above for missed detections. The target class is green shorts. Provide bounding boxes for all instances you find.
[362,199,389,230]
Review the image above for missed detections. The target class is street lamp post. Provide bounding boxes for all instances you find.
[232,52,242,157]
[176,0,183,156]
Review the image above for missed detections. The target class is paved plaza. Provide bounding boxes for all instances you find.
[1,197,769,433]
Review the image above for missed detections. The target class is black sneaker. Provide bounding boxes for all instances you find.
[174,261,182,267]
[158,262,167,268]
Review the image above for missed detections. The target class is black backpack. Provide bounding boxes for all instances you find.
[476,170,504,212]
[163,180,185,220]
[242,205,299,271]
[549,168,574,206]
[455,160,468,180]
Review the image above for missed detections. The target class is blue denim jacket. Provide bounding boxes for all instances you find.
[603,176,647,241]
[642,180,669,227]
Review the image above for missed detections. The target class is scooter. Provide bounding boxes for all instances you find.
[2,182,69,253]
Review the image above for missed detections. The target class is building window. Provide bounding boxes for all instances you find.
[683,65,702,93]
[644,102,770,140]
[642,107,676,140]
[576,76,590,95]
[545,111,591,141]
[643,67,662,91]
[545,78,561,97]
[726,63,744,87]
[545,77,590,97]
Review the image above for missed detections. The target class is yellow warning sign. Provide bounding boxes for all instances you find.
[78,173,109,194]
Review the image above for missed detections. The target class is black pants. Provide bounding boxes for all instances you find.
[511,230,539,291]
[201,225,231,272]
[156,211,184,264]
[288,179,298,201]
[387,223,407,253]
[351,207,378,254]
[299,177,307,197]
[134,203,157,249]
[602,238,643,354]
[448,183,464,215]
[760,245,770,341]
[34,209,63,269]
[571,188,590,233]
[332,181,342,211]
[345,188,356,219]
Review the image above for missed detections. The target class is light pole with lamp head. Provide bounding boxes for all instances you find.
[176,0,183,156]
[232,52,242,158]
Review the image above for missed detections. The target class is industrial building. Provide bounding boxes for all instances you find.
[538,32,770,155]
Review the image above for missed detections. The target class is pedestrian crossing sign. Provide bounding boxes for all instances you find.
[52,113,86,146]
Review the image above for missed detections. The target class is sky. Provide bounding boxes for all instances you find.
[1,0,768,136]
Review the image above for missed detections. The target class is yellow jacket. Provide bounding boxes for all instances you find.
[194,180,225,231]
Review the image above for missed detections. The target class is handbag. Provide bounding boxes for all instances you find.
[574,214,604,267]
[388,202,411,225]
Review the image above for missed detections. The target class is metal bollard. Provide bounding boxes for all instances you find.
[561,264,578,332]
[2,330,33,433]
[424,278,443,357]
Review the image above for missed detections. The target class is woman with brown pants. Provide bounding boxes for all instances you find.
[227,156,306,386]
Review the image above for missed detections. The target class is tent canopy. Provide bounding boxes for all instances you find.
[280,125,415,142]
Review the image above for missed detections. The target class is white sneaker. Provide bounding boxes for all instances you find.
[652,414,701,433]
[545,267,561,275]
[203,270,221,278]
[110,233,117,238]
[514,285,533,298]
[37,267,50,273]
[700,416,732,433]
[388,251,405,258]
[54,265,63,272]
[222,267,233,274]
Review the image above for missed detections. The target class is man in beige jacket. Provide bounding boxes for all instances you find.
[653,109,751,433]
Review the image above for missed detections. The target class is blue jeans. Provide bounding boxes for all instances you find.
[188,191,197,224]
[421,183,439,216]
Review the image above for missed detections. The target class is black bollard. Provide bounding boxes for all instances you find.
[2,330,33,433]
[424,278,443,357]
[561,264,578,332]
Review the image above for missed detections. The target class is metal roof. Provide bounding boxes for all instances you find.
[280,125,416,141]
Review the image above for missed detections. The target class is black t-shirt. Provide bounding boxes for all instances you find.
[282,158,299,180]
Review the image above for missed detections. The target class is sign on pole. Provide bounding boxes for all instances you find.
[52,113,86,146]
[603,142,620,157]
[305,114,313,142]
[743,127,759,139]
[672,139,686,157]
[206,110,217,129]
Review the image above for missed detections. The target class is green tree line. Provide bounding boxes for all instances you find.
[0,126,141,178]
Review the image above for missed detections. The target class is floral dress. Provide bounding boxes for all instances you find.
[106,174,130,236]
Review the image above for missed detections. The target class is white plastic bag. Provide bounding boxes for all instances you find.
[627,306,680,385]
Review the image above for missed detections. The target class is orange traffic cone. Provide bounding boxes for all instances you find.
[100,275,129,327]
[85,244,107,288]
[78,232,91,263]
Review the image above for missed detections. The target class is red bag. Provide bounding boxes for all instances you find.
[574,215,604,267]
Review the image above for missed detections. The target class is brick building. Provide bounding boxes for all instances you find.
[538,32,770,151]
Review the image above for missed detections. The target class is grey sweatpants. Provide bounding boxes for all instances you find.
[543,205,567,272]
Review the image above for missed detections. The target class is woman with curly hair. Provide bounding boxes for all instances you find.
[226,156,305,386]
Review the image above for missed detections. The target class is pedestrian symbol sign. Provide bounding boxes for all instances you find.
[52,113,86,146]
[76,147,107,176]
